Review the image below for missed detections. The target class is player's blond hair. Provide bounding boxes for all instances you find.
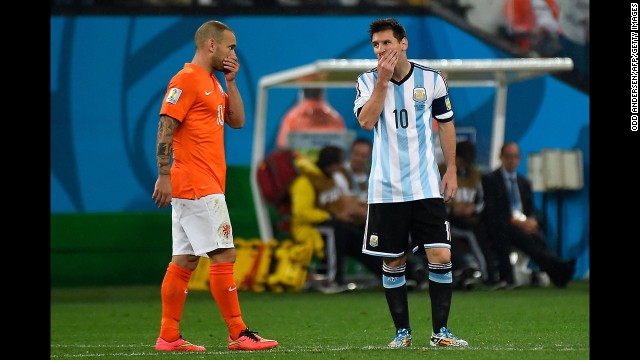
[194,20,232,49]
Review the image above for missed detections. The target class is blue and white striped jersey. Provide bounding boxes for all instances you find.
[353,62,454,204]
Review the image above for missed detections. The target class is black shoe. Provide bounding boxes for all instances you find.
[551,258,576,288]
[505,281,521,290]
[483,280,507,290]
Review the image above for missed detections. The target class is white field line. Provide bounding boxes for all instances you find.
[50,344,590,357]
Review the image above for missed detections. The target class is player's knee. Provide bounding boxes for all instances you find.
[426,247,451,264]
[208,247,236,263]
[172,255,201,271]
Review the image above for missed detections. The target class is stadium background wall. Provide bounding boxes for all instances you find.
[51,14,590,287]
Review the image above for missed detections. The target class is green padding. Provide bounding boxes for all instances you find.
[51,166,259,287]
[51,251,168,287]
[224,165,260,238]
[51,212,171,252]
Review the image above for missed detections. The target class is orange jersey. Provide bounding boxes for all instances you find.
[160,63,228,199]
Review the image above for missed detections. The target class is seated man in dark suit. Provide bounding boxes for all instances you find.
[480,142,575,288]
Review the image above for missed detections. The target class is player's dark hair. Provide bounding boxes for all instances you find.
[352,137,372,150]
[303,88,324,99]
[316,145,345,177]
[456,140,476,164]
[368,18,407,42]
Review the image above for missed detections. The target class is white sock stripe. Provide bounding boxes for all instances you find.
[428,262,452,270]
[382,264,406,273]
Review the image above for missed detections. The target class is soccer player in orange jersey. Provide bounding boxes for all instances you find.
[151,20,278,352]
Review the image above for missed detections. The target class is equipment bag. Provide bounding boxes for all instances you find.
[256,149,299,205]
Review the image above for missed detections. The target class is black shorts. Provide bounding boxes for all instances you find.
[363,198,450,258]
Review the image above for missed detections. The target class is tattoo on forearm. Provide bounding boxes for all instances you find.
[157,143,172,175]
[155,117,177,175]
[157,117,176,137]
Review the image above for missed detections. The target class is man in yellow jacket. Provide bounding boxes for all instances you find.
[289,145,381,293]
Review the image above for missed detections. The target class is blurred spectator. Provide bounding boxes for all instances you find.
[557,0,589,89]
[289,145,382,293]
[501,0,562,56]
[276,88,346,150]
[438,140,487,289]
[529,0,563,56]
[456,0,505,35]
[480,142,576,288]
[333,138,372,203]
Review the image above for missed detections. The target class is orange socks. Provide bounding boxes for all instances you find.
[210,262,246,339]
[159,262,192,342]
[158,261,246,341]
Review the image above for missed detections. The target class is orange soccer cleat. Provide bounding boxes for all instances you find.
[227,328,278,351]
[155,336,206,352]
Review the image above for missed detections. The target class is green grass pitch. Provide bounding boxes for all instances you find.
[51,280,589,359]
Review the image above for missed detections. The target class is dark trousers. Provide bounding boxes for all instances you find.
[486,225,564,284]
[327,218,383,285]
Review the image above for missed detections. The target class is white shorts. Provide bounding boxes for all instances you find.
[171,193,235,257]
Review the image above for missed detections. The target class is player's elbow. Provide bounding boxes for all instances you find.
[357,109,377,130]
[358,119,375,131]
[226,117,245,128]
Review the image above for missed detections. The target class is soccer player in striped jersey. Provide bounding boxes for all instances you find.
[354,18,468,348]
